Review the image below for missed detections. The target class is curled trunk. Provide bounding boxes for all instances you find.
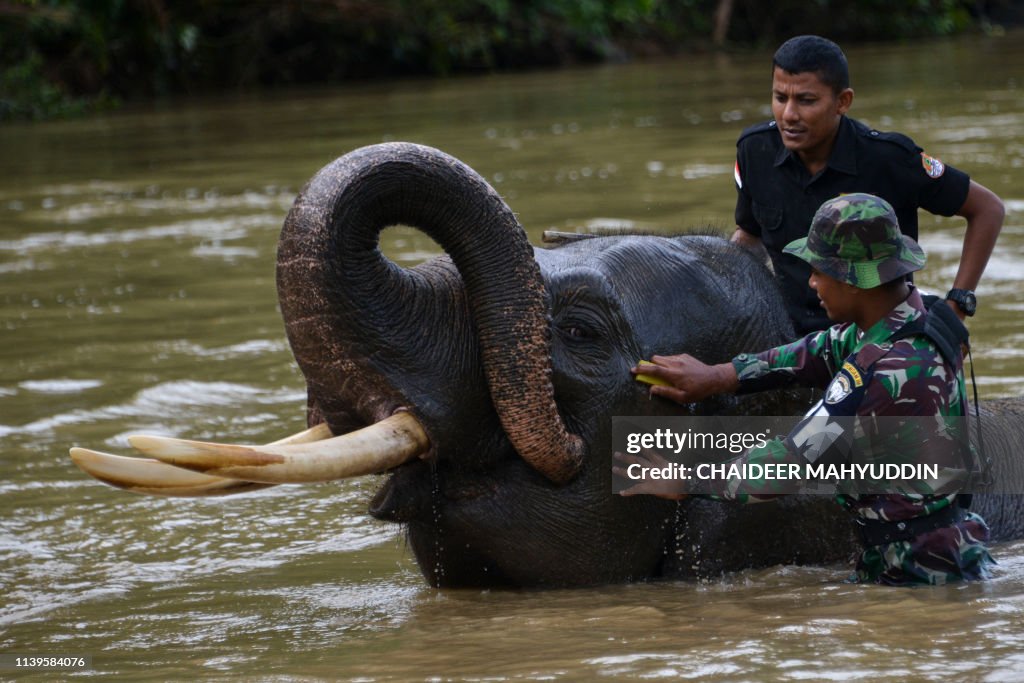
[277,142,583,483]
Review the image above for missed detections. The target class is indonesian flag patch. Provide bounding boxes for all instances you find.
[921,152,945,178]
[734,160,742,188]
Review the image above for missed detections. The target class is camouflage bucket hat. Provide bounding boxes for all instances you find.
[783,193,926,289]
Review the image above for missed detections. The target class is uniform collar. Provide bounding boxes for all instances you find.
[773,115,858,176]
[856,285,926,348]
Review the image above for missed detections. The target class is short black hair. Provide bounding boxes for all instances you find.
[773,35,850,94]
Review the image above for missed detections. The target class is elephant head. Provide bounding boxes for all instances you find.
[271,142,815,586]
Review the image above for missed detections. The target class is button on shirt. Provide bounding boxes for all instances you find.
[734,115,970,335]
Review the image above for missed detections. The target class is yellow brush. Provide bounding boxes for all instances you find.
[635,359,671,387]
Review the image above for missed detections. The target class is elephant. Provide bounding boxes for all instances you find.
[71,142,1024,588]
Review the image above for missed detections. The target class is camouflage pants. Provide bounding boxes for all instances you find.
[854,512,994,585]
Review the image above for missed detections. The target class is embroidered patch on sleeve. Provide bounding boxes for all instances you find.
[921,152,945,178]
[734,160,743,188]
[825,373,853,404]
[840,361,864,387]
[825,361,867,406]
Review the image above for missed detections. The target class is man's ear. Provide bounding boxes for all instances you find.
[836,88,854,115]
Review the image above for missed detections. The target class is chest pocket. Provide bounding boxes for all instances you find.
[751,201,783,235]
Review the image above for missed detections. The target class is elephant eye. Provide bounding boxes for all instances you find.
[560,321,598,341]
[554,297,607,343]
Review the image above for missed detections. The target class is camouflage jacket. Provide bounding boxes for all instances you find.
[696,287,993,584]
[703,286,968,515]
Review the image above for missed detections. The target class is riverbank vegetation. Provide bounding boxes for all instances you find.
[1,0,1018,121]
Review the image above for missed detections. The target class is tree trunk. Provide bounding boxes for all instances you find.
[713,0,735,46]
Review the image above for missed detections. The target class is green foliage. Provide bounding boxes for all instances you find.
[0,0,1004,121]
[0,0,193,120]
[725,0,978,44]
[0,53,78,121]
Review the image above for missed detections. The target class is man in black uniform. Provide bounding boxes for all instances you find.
[732,35,1004,335]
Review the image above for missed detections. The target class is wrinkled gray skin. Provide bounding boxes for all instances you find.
[277,142,1024,588]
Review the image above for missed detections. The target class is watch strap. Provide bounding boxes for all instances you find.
[945,288,977,316]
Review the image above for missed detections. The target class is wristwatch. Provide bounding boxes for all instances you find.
[945,288,977,317]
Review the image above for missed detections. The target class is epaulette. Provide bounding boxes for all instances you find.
[857,125,918,153]
[736,120,778,145]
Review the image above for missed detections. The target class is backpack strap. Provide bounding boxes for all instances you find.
[876,294,985,506]
[887,294,969,367]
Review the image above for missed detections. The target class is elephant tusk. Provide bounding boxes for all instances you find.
[69,448,275,496]
[126,412,429,484]
[69,422,333,496]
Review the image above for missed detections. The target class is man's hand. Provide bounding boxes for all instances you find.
[631,354,739,404]
[730,227,769,263]
[613,450,688,500]
[944,297,967,322]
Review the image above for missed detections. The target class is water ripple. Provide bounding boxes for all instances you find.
[0,214,278,255]
[0,380,303,439]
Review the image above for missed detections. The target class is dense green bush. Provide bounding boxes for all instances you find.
[0,0,1010,121]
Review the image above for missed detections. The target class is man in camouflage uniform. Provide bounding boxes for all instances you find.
[620,193,994,585]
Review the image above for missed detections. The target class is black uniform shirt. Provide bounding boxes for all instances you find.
[734,115,970,335]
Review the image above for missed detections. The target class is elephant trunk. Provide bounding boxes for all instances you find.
[276,142,584,484]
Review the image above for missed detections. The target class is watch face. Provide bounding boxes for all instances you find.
[950,289,977,315]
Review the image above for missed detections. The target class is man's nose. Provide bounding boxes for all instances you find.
[783,100,799,121]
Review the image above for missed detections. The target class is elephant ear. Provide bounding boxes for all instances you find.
[277,142,584,484]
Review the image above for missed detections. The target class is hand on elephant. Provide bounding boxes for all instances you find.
[631,354,739,404]
[613,450,689,500]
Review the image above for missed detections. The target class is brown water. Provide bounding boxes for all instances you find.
[2,32,1024,681]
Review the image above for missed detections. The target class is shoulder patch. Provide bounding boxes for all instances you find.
[825,360,868,406]
[825,373,854,404]
[840,361,864,387]
[734,160,742,188]
[921,152,945,178]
